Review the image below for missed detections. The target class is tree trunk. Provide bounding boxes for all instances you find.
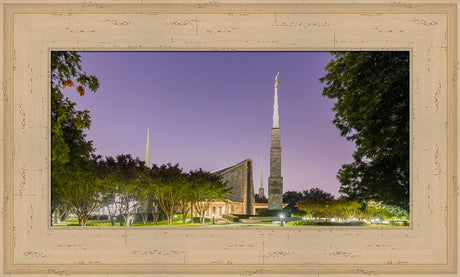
[142,213,148,224]
[59,212,67,222]
[190,202,194,223]
[200,212,205,224]
[153,212,159,225]
[51,208,55,226]
[78,213,88,226]
[168,210,174,226]
[121,214,129,227]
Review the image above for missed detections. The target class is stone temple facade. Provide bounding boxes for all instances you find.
[212,159,255,215]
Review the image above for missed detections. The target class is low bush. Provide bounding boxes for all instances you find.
[191,217,210,223]
[389,220,410,226]
[98,215,109,220]
[231,214,251,219]
[222,214,239,222]
[175,213,190,222]
[256,209,283,217]
[287,220,367,226]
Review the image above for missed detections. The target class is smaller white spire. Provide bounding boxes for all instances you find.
[145,128,151,169]
[260,157,264,189]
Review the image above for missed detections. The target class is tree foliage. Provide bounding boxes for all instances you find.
[53,155,101,226]
[254,193,268,203]
[98,154,147,226]
[302,188,335,204]
[51,52,99,170]
[51,51,100,225]
[190,169,231,224]
[320,51,409,210]
[148,163,188,226]
[294,188,336,219]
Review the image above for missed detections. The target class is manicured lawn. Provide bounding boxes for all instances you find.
[54,217,230,227]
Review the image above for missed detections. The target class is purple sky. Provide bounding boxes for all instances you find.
[64,51,356,197]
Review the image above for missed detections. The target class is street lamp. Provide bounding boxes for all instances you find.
[212,214,215,224]
[174,214,177,223]
[280,214,284,226]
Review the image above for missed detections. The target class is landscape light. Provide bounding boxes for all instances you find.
[279,214,285,226]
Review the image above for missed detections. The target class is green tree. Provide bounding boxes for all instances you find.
[53,155,102,226]
[329,199,362,221]
[302,188,335,203]
[190,169,231,224]
[254,193,268,203]
[296,188,335,220]
[296,201,326,220]
[51,51,99,223]
[98,154,147,226]
[283,191,303,206]
[150,163,188,226]
[363,200,389,222]
[177,187,193,224]
[384,204,409,220]
[139,173,161,225]
[283,191,303,215]
[100,190,119,226]
[320,51,409,210]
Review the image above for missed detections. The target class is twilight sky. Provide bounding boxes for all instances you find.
[64,51,356,197]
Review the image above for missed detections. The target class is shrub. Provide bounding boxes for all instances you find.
[98,214,108,220]
[287,220,317,226]
[222,214,239,222]
[133,212,165,224]
[282,206,294,217]
[256,209,284,217]
[191,217,210,223]
[287,220,367,226]
[175,213,190,222]
[389,220,410,226]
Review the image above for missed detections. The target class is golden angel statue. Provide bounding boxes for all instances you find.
[275,72,280,88]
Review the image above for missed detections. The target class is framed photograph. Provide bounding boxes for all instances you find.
[1,1,458,276]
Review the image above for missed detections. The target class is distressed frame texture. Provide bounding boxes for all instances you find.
[1,1,459,276]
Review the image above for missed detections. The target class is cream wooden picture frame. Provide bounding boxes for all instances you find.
[1,1,459,276]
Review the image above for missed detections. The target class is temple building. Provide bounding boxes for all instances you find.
[202,159,270,218]
[138,73,282,220]
[202,73,284,218]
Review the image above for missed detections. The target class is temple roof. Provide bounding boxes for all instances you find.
[211,159,252,175]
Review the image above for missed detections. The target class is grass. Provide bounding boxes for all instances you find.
[54,217,230,227]
[54,217,407,227]
[286,220,409,227]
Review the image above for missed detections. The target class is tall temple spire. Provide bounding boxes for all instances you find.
[273,72,280,128]
[268,72,283,210]
[145,128,151,169]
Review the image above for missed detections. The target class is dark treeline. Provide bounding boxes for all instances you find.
[53,154,231,226]
[281,188,408,223]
